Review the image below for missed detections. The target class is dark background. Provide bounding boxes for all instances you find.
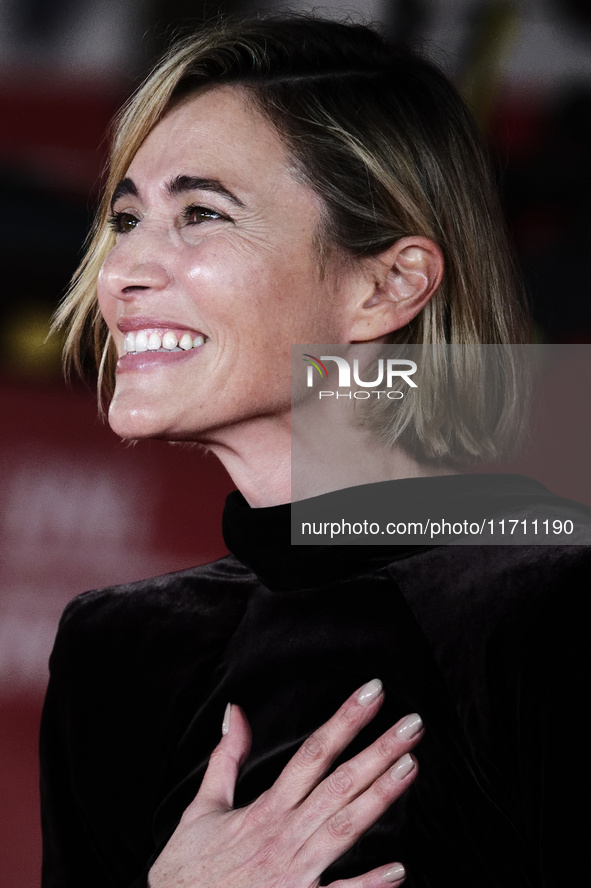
[2,1,591,884]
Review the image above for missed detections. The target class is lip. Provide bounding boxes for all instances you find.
[117,316,206,337]
[116,347,204,373]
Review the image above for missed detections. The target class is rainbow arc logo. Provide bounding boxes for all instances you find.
[302,354,328,379]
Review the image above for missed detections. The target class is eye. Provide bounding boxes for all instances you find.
[183,205,228,225]
[108,211,140,234]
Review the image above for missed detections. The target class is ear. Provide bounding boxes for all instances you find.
[347,237,444,342]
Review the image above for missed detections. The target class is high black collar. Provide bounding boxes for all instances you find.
[221,474,560,592]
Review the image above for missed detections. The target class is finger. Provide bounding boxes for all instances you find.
[301,753,418,874]
[265,678,385,809]
[327,861,407,888]
[299,712,423,831]
[192,703,252,814]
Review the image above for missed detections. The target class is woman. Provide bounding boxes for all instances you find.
[41,15,589,888]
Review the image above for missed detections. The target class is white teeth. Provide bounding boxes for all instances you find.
[123,329,207,354]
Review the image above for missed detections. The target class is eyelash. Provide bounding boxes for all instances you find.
[107,205,230,234]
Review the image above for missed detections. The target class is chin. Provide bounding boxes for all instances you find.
[107,398,170,441]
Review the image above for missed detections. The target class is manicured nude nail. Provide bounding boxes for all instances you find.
[222,702,232,736]
[395,712,423,739]
[357,678,383,706]
[391,753,415,781]
[383,863,406,883]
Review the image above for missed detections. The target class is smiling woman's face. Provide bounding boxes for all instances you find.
[98,86,361,446]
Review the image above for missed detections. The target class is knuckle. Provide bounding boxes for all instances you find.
[373,772,397,801]
[339,702,359,727]
[326,764,355,798]
[329,875,367,888]
[245,792,275,826]
[375,732,397,760]
[358,872,386,888]
[206,745,226,766]
[326,808,354,840]
[297,731,327,764]
[178,804,196,826]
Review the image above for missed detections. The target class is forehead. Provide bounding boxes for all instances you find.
[124,85,307,204]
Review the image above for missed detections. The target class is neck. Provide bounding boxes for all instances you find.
[202,406,452,509]
[202,415,293,508]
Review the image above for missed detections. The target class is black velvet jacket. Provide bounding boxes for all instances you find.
[40,475,590,887]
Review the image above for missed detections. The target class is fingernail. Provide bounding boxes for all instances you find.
[357,678,383,706]
[384,863,406,882]
[222,702,232,736]
[391,753,415,781]
[395,712,423,739]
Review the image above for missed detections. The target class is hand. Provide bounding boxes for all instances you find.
[148,679,423,888]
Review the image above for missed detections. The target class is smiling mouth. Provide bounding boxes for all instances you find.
[123,330,208,355]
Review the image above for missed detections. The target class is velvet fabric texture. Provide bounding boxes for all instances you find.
[40,475,590,887]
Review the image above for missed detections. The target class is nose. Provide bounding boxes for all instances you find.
[98,234,172,302]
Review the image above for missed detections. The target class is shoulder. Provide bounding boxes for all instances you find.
[41,556,259,830]
[49,554,254,677]
[58,553,252,624]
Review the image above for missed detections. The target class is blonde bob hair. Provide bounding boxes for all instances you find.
[55,15,530,464]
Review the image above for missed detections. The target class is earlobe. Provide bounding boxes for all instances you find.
[348,237,444,342]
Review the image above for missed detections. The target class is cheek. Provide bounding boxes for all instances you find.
[182,238,333,347]
[181,247,281,332]
[184,248,219,288]
[96,262,117,330]
[180,240,251,309]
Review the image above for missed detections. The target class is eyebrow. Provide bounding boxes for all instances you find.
[110,177,138,210]
[166,174,245,207]
[110,174,245,212]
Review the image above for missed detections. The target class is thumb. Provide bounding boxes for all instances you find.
[194,703,252,813]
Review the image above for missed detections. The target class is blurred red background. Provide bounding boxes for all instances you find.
[2,1,591,884]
